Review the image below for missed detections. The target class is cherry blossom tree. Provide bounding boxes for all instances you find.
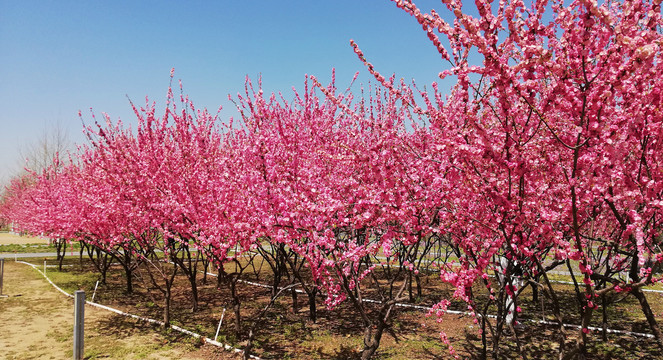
[347,0,663,358]
[228,72,452,359]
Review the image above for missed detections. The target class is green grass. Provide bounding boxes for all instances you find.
[0,242,82,254]
[43,265,100,294]
[46,326,72,343]
[0,243,54,253]
[83,337,178,360]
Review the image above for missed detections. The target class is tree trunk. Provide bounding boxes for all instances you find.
[601,295,608,342]
[572,307,594,360]
[79,242,84,271]
[308,289,318,323]
[632,288,663,349]
[202,252,209,284]
[361,320,387,360]
[629,254,663,348]
[124,263,134,294]
[182,245,199,312]
[217,267,223,288]
[271,271,281,298]
[58,247,65,271]
[96,249,109,284]
[228,276,242,339]
[234,298,242,339]
[190,275,199,312]
[163,287,172,327]
[55,239,64,265]
[415,273,422,299]
[290,279,298,314]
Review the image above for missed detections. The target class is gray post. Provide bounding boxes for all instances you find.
[0,258,5,296]
[73,290,85,360]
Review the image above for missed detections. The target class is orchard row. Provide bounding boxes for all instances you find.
[2,0,663,358]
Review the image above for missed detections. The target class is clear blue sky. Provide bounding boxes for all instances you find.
[0,0,455,183]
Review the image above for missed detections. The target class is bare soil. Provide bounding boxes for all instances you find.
[0,260,236,359]
[3,248,662,359]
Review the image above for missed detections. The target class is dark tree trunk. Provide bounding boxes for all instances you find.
[233,296,242,339]
[201,251,209,284]
[290,275,298,314]
[361,320,387,360]
[601,294,608,342]
[111,249,136,294]
[124,263,134,294]
[58,246,66,271]
[79,241,84,271]
[85,244,111,285]
[628,255,663,348]
[171,244,199,312]
[308,289,317,323]
[632,288,663,349]
[161,280,175,328]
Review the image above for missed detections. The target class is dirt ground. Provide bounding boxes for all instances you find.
[0,232,49,245]
[0,260,238,359]
[2,230,659,359]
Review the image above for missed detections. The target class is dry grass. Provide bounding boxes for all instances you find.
[0,260,237,359]
[0,232,49,245]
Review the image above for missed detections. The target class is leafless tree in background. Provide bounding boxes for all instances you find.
[18,120,71,174]
[1,121,72,232]
[0,120,71,208]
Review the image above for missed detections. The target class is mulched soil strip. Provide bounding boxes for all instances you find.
[203,271,656,339]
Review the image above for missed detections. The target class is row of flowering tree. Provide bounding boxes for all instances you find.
[2,0,663,359]
[397,0,663,358]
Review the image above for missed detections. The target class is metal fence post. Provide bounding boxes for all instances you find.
[73,290,85,360]
[0,258,5,297]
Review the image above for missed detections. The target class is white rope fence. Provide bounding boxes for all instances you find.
[16,257,658,359]
[17,261,262,360]
[204,272,657,339]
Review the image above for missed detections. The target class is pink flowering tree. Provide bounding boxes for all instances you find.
[78,75,237,323]
[231,72,454,359]
[346,0,663,358]
[2,159,84,270]
[0,175,37,237]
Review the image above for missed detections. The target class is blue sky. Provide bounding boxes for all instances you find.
[0,0,455,183]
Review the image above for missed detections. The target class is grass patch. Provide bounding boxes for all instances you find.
[0,243,54,253]
[46,326,72,343]
[43,265,100,294]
